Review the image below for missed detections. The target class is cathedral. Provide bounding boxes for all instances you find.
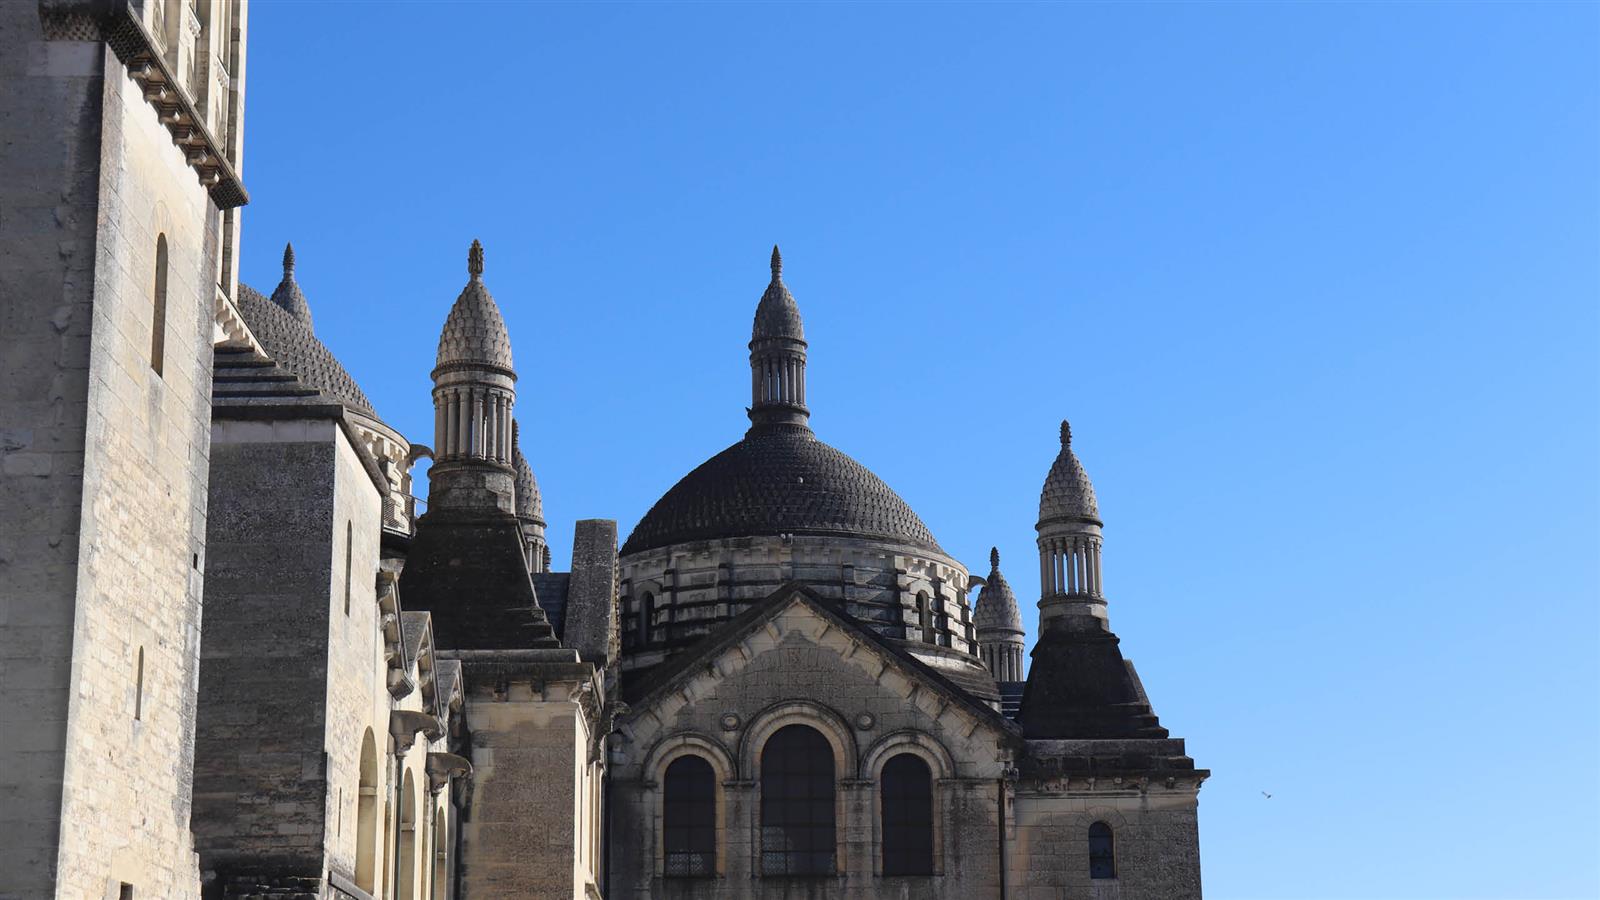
[0,2,1206,899]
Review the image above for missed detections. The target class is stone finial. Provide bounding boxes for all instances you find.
[770,244,782,280]
[1060,419,1072,448]
[283,241,295,274]
[990,546,1000,570]
[468,239,484,278]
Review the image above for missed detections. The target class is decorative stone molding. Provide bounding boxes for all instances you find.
[38,0,249,208]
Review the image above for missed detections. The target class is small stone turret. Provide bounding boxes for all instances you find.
[1036,419,1106,627]
[748,245,809,429]
[428,240,518,513]
[973,547,1025,682]
[268,242,313,328]
[1020,419,1167,738]
[511,420,547,573]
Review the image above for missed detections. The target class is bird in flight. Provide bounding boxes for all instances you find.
[1261,791,1273,799]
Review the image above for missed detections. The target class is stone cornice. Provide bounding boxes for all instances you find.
[38,0,249,209]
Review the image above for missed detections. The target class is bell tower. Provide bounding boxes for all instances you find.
[429,240,518,513]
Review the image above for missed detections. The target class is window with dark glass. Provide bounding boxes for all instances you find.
[881,753,934,875]
[663,755,716,877]
[760,724,835,875]
[150,234,168,376]
[1089,821,1116,879]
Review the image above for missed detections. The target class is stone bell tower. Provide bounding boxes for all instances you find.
[428,239,519,514]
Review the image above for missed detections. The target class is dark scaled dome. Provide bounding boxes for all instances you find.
[236,283,375,416]
[435,240,514,374]
[621,425,944,556]
[1038,420,1101,526]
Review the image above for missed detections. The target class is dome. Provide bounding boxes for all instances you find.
[512,424,544,525]
[752,246,804,341]
[621,424,944,556]
[1038,420,1101,526]
[236,283,375,416]
[268,243,312,328]
[435,240,514,373]
[973,547,1022,633]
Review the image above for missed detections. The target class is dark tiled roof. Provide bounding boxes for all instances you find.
[531,573,571,641]
[973,547,1023,633]
[236,283,375,416]
[1019,625,1169,740]
[621,424,944,556]
[1038,420,1100,526]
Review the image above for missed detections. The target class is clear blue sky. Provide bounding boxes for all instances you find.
[238,4,1598,897]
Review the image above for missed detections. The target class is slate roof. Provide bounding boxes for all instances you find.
[435,240,514,373]
[531,572,570,641]
[1038,420,1101,526]
[973,547,1023,634]
[236,283,375,416]
[621,423,944,556]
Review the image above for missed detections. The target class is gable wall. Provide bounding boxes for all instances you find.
[611,603,1013,899]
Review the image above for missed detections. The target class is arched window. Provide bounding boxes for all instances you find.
[881,753,933,875]
[133,646,145,720]
[662,755,716,877]
[915,592,931,643]
[343,520,353,616]
[151,234,168,376]
[355,730,378,891]
[1089,821,1116,879]
[398,770,418,900]
[760,724,835,875]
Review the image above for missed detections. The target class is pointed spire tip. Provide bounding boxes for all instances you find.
[1060,419,1072,447]
[468,239,484,278]
[282,242,295,274]
[990,546,1000,569]
[770,244,782,279]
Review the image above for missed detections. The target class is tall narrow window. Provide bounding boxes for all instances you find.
[356,729,378,891]
[119,884,134,900]
[881,754,934,875]
[133,646,145,720]
[760,724,835,875]
[916,592,932,643]
[343,520,353,616]
[151,234,168,376]
[663,755,716,877]
[640,592,655,645]
[1089,821,1116,879]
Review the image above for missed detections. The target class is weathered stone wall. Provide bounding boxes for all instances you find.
[320,426,386,887]
[194,427,339,877]
[610,600,1013,900]
[455,658,601,900]
[0,12,218,895]
[0,9,106,893]
[620,534,979,670]
[1008,787,1203,900]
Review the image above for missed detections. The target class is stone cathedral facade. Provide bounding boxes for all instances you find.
[0,3,1207,899]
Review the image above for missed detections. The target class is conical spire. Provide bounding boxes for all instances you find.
[435,239,513,373]
[511,420,544,525]
[1039,418,1100,526]
[269,241,313,329]
[974,547,1023,634]
[770,244,782,279]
